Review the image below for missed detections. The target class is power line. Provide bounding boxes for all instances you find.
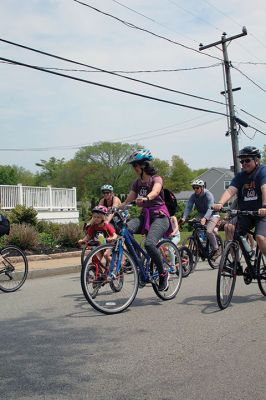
[73,0,223,62]
[0,38,224,105]
[1,59,221,74]
[240,109,266,124]
[232,64,266,94]
[0,56,228,117]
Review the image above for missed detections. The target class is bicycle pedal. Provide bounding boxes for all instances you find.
[243,268,252,285]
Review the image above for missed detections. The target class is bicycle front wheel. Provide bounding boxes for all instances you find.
[216,241,237,310]
[80,244,91,267]
[152,240,182,300]
[257,251,266,296]
[80,244,138,314]
[0,245,28,292]
[182,236,199,272]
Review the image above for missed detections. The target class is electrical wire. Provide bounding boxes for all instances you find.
[240,109,266,124]
[0,38,225,105]
[0,56,228,117]
[73,0,223,62]
[232,64,266,94]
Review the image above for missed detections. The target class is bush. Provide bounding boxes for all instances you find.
[6,223,39,250]
[36,220,61,237]
[9,205,38,226]
[39,232,58,248]
[56,223,83,248]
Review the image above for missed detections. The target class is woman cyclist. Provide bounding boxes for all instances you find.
[122,148,171,291]
[98,184,121,224]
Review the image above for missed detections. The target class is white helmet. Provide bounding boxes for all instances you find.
[101,184,114,192]
[191,179,205,187]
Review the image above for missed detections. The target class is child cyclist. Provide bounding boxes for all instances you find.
[78,205,117,247]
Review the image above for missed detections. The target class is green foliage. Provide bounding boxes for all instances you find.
[39,232,58,248]
[56,223,83,248]
[35,157,66,186]
[128,205,141,219]
[6,223,39,250]
[36,220,61,237]
[168,155,193,192]
[9,205,38,226]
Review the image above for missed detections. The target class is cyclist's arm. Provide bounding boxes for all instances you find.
[122,190,137,206]
[213,186,238,211]
[170,216,179,236]
[182,195,194,221]
[106,196,121,222]
[259,183,266,217]
[203,191,215,221]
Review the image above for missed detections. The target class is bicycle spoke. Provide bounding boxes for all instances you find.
[0,246,28,292]
[216,242,237,310]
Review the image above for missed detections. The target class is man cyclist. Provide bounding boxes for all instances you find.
[179,179,221,259]
[213,146,266,257]
[98,184,121,224]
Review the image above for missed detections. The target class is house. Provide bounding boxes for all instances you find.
[175,167,235,204]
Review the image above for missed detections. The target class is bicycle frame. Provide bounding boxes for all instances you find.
[108,225,154,283]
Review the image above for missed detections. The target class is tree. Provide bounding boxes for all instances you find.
[35,157,66,186]
[168,155,192,192]
[0,165,35,185]
[74,141,139,196]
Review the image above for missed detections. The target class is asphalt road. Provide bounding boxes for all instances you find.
[1,262,265,400]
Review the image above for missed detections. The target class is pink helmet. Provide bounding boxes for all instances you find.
[92,205,108,215]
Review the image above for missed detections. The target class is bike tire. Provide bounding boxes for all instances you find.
[0,245,28,292]
[178,245,193,277]
[216,241,237,310]
[207,235,223,269]
[152,239,182,300]
[182,236,199,272]
[80,243,138,314]
[257,251,266,296]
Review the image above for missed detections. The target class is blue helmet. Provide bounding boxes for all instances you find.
[127,148,153,164]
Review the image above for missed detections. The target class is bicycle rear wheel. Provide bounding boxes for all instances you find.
[216,241,237,310]
[182,236,199,272]
[178,245,193,277]
[257,251,266,296]
[207,235,223,269]
[0,245,28,292]
[80,244,138,314]
[152,240,182,300]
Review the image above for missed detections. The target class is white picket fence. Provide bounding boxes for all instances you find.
[0,184,78,223]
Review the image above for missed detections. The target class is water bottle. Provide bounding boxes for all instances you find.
[98,233,106,245]
[198,230,206,244]
[241,236,254,259]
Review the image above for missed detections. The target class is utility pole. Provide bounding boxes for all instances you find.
[199,27,247,175]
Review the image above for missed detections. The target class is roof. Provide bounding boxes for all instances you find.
[175,190,193,200]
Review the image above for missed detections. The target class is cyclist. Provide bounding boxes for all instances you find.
[213,146,266,257]
[122,148,171,291]
[179,179,221,259]
[98,184,121,224]
[78,205,117,247]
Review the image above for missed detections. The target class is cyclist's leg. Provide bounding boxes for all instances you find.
[144,216,170,274]
[127,215,144,234]
[206,215,220,251]
[254,216,266,257]
[169,233,180,264]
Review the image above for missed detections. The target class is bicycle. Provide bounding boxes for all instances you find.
[216,209,266,310]
[182,219,223,272]
[0,245,28,292]
[80,206,183,314]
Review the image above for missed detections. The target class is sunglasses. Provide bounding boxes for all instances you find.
[240,158,253,164]
[193,186,201,190]
[131,162,139,168]
[102,191,111,194]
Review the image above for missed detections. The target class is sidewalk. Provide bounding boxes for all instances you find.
[26,251,82,279]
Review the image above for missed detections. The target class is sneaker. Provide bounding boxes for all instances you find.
[158,271,169,291]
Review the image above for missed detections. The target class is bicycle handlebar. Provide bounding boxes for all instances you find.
[218,208,259,216]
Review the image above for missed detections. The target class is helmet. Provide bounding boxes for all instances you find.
[127,148,153,164]
[191,179,205,187]
[92,205,108,215]
[237,146,261,159]
[101,184,113,192]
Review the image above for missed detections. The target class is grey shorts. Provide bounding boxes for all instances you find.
[237,215,266,237]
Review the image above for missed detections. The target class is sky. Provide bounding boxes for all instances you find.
[0,0,265,174]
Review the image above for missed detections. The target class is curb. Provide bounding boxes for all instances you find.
[27,264,81,280]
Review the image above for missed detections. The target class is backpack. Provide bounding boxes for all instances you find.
[163,188,178,216]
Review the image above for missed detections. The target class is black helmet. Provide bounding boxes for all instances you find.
[238,146,261,159]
